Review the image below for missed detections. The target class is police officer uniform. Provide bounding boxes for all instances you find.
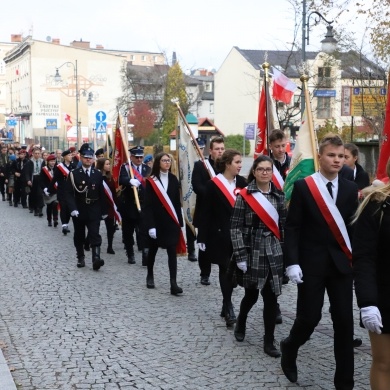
[118,146,151,264]
[65,145,108,270]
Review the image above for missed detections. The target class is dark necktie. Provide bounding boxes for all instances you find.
[85,169,89,177]
[35,160,39,173]
[326,182,333,199]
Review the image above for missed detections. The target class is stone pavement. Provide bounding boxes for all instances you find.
[0,198,372,389]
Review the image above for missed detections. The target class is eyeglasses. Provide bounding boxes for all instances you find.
[255,167,273,173]
[134,156,143,159]
[161,159,171,163]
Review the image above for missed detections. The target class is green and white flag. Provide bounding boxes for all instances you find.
[283,110,316,201]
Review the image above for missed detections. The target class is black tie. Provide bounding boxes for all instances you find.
[85,169,89,177]
[326,182,333,199]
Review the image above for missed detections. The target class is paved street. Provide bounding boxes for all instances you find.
[0,196,372,390]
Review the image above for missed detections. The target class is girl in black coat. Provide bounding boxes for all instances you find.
[144,152,184,295]
[353,161,390,389]
[197,149,247,326]
[344,143,370,192]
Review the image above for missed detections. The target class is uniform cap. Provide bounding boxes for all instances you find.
[61,149,71,157]
[129,146,144,156]
[144,154,153,163]
[196,138,206,149]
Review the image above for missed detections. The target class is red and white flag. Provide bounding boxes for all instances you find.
[271,67,297,104]
[376,75,390,181]
[64,113,72,124]
[112,118,126,189]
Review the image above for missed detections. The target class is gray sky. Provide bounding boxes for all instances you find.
[1,0,368,72]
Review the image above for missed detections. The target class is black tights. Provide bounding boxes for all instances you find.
[147,243,177,280]
[219,262,234,306]
[239,280,278,340]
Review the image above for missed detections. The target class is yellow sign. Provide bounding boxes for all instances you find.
[350,87,386,116]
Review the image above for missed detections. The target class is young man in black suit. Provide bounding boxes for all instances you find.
[280,134,358,390]
[191,136,224,285]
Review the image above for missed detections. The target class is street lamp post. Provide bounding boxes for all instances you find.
[301,0,334,115]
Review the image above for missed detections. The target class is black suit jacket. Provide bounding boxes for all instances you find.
[285,177,358,276]
[191,158,216,227]
[47,162,76,201]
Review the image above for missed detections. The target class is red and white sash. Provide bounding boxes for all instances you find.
[239,188,280,239]
[125,163,146,188]
[57,163,70,177]
[212,174,237,208]
[305,173,352,260]
[148,177,186,254]
[103,181,121,222]
[272,166,284,190]
[42,166,57,189]
[203,159,216,178]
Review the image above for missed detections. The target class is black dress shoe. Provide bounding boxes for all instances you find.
[53,221,58,227]
[280,339,298,383]
[187,251,197,262]
[127,254,135,264]
[200,276,210,285]
[62,227,68,235]
[93,258,104,271]
[225,303,237,327]
[77,257,85,268]
[353,338,362,348]
[264,336,281,358]
[234,315,247,342]
[48,221,52,227]
[275,303,283,324]
[107,247,115,254]
[146,274,155,289]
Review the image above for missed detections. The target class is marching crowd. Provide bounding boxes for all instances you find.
[0,130,389,390]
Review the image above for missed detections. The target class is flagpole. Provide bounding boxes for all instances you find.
[172,100,213,178]
[262,62,271,154]
[301,74,319,172]
[116,108,141,212]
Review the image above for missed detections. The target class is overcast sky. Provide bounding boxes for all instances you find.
[0,0,369,72]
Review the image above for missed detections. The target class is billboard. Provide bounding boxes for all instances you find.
[341,86,386,116]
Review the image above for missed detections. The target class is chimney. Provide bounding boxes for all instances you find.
[11,34,22,43]
[96,44,104,50]
[70,39,90,49]
[52,38,60,45]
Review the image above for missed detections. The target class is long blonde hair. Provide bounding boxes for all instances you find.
[353,158,390,223]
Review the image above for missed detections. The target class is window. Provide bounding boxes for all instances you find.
[318,67,332,87]
[209,103,214,114]
[130,55,135,61]
[205,83,212,92]
[153,56,158,62]
[141,55,146,61]
[317,97,332,119]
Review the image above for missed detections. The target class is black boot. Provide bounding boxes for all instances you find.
[187,250,197,262]
[264,336,281,358]
[142,248,149,266]
[234,314,247,342]
[76,247,85,268]
[170,279,183,295]
[107,246,115,254]
[92,246,105,271]
[146,272,155,289]
[280,337,298,383]
[48,220,52,227]
[225,302,237,327]
[126,245,135,264]
[53,219,58,228]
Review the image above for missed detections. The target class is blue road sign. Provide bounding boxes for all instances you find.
[95,111,107,122]
[7,119,17,126]
[95,122,107,134]
[46,118,58,129]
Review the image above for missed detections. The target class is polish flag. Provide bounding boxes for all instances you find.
[64,113,72,124]
[272,67,297,104]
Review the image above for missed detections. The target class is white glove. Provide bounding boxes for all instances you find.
[286,265,304,284]
[148,228,157,239]
[237,261,247,273]
[43,188,50,196]
[361,306,383,334]
[197,243,206,251]
[71,210,79,217]
[130,178,141,187]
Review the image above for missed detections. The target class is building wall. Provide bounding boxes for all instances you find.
[215,47,262,153]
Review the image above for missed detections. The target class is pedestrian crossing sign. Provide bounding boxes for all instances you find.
[95,121,107,134]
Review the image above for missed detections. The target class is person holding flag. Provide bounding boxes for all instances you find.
[144,152,185,295]
[118,146,151,265]
[280,134,358,389]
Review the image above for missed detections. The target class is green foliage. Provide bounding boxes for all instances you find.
[316,119,339,143]
[161,63,188,145]
[224,135,250,156]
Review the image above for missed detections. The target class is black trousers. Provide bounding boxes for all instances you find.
[29,176,44,211]
[46,201,58,222]
[59,199,71,225]
[0,176,5,196]
[104,217,116,248]
[147,243,177,280]
[198,250,211,277]
[13,180,27,206]
[288,269,354,390]
[186,224,196,253]
[72,216,102,250]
